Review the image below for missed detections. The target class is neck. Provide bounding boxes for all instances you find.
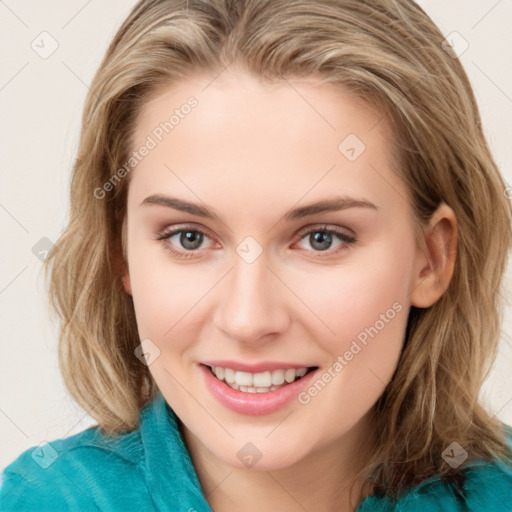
[179,415,374,512]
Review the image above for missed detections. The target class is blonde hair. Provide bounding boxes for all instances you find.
[44,0,512,505]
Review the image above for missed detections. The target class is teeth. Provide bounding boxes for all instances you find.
[284,369,296,383]
[235,371,253,386]
[213,367,225,380]
[224,368,236,383]
[272,369,285,385]
[253,371,271,387]
[210,365,312,392]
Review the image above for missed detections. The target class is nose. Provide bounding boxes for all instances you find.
[212,252,291,346]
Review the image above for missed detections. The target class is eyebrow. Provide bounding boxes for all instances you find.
[139,194,379,221]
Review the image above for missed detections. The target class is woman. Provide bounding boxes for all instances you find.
[2,0,511,510]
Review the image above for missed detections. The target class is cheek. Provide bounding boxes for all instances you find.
[294,267,409,426]
[294,243,411,352]
[128,248,208,343]
[291,241,412,415]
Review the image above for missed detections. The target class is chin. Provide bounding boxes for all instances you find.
[206,430,315,471]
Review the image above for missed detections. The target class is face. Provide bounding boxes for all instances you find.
[122,70,422,471]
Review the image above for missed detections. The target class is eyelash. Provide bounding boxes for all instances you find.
[155,224,357,260]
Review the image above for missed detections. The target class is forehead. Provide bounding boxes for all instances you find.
[128,70,408,216]
[135,71,386,147]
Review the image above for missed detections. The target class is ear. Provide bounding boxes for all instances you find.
[117,216,132,296]
[112,243,132,296]
[409,202,457,308]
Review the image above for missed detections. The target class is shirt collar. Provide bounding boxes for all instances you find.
[137,392,512,510]
[139,390,214,511]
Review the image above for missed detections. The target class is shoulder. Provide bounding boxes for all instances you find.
[456,425,512,509]
[397,462,512,511]
[0,421,150,511]
[358,425,512,512]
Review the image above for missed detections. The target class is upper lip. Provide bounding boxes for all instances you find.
[201,360,317,373]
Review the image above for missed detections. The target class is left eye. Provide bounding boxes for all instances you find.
[294,226,357,253]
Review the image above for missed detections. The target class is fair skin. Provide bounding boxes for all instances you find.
[121,70,457,511]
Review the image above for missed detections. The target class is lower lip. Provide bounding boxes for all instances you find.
[200,364,318,416]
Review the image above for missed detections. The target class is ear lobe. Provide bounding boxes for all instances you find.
[409,203,458,308]
[122,273,132,296]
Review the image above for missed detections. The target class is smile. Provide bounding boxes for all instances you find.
[200,363,320,415]
[207,365,315,393]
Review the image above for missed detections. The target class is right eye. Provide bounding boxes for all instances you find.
[156,225,217,259]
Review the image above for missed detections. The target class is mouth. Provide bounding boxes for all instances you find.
[201,364,319,394]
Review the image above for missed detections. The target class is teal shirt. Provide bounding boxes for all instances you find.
[1,391,511,511]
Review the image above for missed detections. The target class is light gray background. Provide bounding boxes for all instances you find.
[1,0,512,469]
